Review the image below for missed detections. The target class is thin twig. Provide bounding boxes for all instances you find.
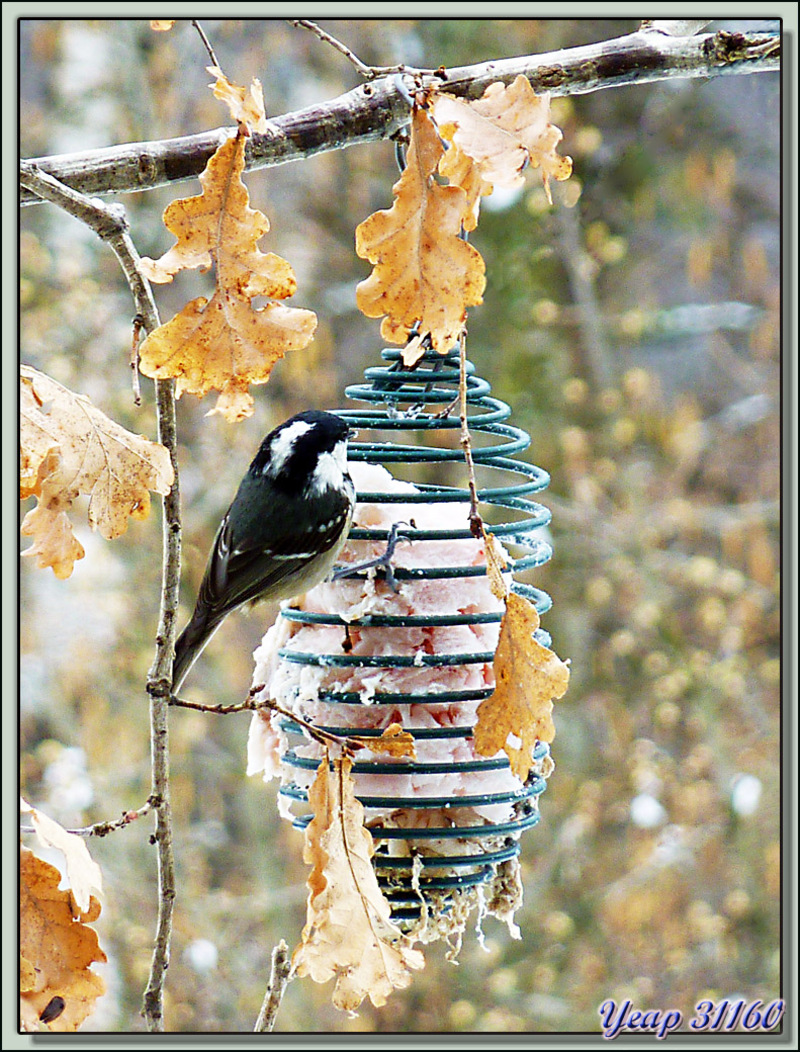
[288,18,426,79]
[169,688,365,753]
[20,27,780,206]
[191,19,221,69]
[19,160,181,1033]
[131,314,144,405]
[254,940,293,1032]
[457,338,483,538]
[19,798,158,839]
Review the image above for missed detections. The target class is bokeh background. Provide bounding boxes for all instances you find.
[19,18,782,1034]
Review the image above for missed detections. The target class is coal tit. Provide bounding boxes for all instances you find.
[172,410,355,693]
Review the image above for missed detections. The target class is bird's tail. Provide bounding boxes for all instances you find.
[171,607,223,694]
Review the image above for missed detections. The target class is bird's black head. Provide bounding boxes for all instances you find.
[250,410,352,495]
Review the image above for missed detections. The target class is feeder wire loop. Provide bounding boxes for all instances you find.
[270,344,555,926]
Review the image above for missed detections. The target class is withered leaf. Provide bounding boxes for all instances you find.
[20,366,174,579]
[292,754,424,1011]
[474,592,569,781]
[433,76,573,203]
[19,847,106,1032]
[355,106,485,359]
[21,799,103,915]
[207,65,268,134]
[139,133,317,421]
[350,722,416,759]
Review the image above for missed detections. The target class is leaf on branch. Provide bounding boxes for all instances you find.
[482,529,510,601]
[355,105,486,360]
[292,754,424,1011]
[432,76,573,204]
[20,366,175,578]
[150,20,175,31]
[351,722,416,758]
[437,140,494,232]
[207,65,268,134]
[21,799,103,914]
[473,592,569,781]
[138,132,317,422]
[19,847,107,1032]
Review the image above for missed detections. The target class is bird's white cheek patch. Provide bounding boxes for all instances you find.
[309,442,348,495]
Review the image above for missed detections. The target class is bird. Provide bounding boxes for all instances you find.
[171,409,356,693]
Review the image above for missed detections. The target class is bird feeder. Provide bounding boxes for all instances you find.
[248,345,555,940]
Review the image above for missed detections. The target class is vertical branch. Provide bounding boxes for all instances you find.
[18,162,181,1033]
[143,375,180,1032]
[457,337,483,537]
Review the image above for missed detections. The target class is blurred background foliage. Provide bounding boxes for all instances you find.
[19,18,782,1034]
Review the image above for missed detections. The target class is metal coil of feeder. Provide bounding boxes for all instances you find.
[271,346,554,927]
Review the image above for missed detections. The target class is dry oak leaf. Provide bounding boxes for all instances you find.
[19,847,106,1032]
[432,76,573,203]
[292,754,424,1011]
[21,799,103,914]
[20,366,174,579]
[150,20,175,31]
[351,722,416,759]
[208,65,268,134]
[139,132,317,422]
[355,105,485,361]
[437,138,494,233]
[474,592,569,782]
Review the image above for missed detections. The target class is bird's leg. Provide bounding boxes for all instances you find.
[332,520,412,593]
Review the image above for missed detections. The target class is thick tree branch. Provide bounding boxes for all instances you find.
[20,27,779,206]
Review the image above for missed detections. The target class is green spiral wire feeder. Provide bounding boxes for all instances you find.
[270,345,555,930]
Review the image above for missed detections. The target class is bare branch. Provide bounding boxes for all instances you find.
[254,941,292,1032]
[288,18,418,79]
[20,27,779,206]
[191,19,220,69]
[19,799,157,839]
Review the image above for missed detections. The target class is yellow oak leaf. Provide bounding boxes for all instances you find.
[150,20,175,31]
[139,132,317,421]
[432,76,573,203]
[437,138,494,232]
[473,592,569,781]
[20,366,174,578]
[293,754,424,1011]
[351,722,416,759]
[207,65,268,134]
[19,847,106,1032]
[355,105,486,356]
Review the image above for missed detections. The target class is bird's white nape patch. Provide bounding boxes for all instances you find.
[265,419,314,476]
[309,439,349,496]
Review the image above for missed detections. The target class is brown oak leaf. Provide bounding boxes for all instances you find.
[473,592,569,781]
[292,754,424,1011]
[138,132,317,421]
[432,76,573,203]
[19,847,106,1032]
[355,105,486,361]
[207,65,268,134]
[20,366,174,578]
